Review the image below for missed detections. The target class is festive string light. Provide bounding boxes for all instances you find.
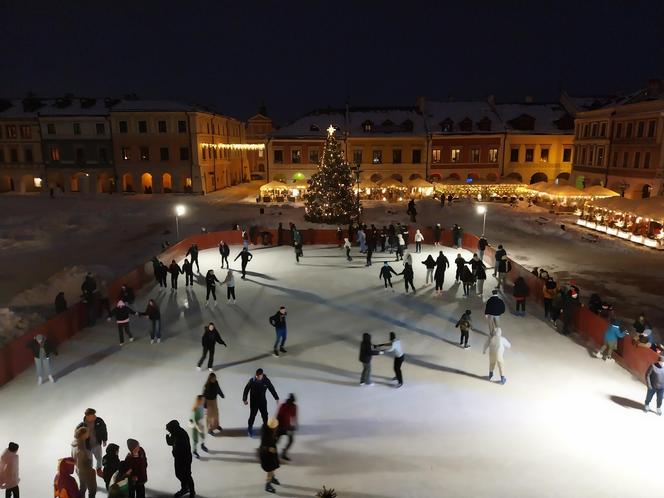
[202,143,265,151]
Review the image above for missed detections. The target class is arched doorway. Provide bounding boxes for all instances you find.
[505,172,522,182]
[447,173,460,181]
[409,173,422,180]
[467,172,480,181]
[556,172,570,181]
[70,172,91,193]
[97,173,113,193]
[391,173,403,182]
[162,173,173,193]
[642,184,652,199]
[0,175,13,192]
[122,173,135,192]
[141,173,153,193]
[370,173,382,183]
[20,174,39,193]
[530,172,548,184]
[184,177,192,193]
[429,173,441,182]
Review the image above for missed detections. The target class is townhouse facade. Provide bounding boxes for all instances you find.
[245,112,274,180]
[571,80,664,199]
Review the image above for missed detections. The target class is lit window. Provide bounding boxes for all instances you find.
[432,148,441,163]
[540,148,549,162]
[50,146,60,161]
[121,147,130,161]
[470,148,480,163]
[488,148,498,162]
[291,149,301,164]
[372,150,382,164]
[451,148,461,163]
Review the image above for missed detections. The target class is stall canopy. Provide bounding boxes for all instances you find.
[259,181,289,192]
[379,178,407,189]
[584,185,620,198]
[630,197,664,221]
[528,181,549,192]
[407,177,433,188]
[358,179,379,189]
[589,196,638,212]
[291,180,309,189]
[541,183,587,197]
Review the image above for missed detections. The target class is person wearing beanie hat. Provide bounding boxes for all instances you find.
[595,320,627,361]
[165,420,195,498]
[107,300,138,346]
[455,310,473,349]
[26,333,57,385]
[0,442,20,498]
[645,355,664,415]
[123,438,147,498]
[260,418,281,493]
[102,443,120,490]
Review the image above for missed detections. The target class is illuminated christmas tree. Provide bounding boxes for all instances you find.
[304,125,360,224]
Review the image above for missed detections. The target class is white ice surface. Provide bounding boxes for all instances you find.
[0,244,658,498]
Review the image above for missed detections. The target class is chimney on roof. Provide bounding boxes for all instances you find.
[524,96,534,103]
[647,79,663,98]
[416,96,426,113]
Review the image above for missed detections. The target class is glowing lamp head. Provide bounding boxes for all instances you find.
[476,205,487,215]
[175,205,186,217]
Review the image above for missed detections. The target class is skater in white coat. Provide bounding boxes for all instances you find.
[414,229,424,253]
[483,327,511,385]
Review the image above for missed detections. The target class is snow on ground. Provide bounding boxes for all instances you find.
[0,245,660,497]
[1,185,662,344]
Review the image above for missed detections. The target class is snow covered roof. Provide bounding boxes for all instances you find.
[493,103,574,134]
[0,98,46,118]
[111,100,201,113]
[425,101,501,134]
[271,110,346,139]
[38,97,115,116]
[347,107,426,136]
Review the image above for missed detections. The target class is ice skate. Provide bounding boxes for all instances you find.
[157,338,161,343]
[500,376,507,385]
[201,443,209,452]
[129,337,135,342]
[265,482,276,493]
[37,376,42,385]
[279,347,287,353]
[271,477,280,485]
[644,404,650,413]
[193,450,200,459]
[658,408,662,416]
[196,366,202,372]
[273,350,279,357]
[150,339,155,344]
[48,375,55,383]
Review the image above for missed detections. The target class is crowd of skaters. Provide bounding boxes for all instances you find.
[13,205,663,496]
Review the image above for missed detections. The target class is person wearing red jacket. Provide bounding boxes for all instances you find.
[54,457,79,498]
[276,394,298,461]
[124,439,147,498]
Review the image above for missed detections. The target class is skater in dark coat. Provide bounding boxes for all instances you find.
[169,260,182,290]
[108,300,138,345]
[513,276,529,316]
[493,244,506,277]
[422,255,436,285]
[379,261,398,289]
[476,260,487,296]
[81,272,98,326]
[434,251,449,295]
[477,235,488,263]
[452,224,463,248]
[561,287,580,335]
[55,291,67,314]
[182,259,194,287]
[119,284,135,305]
[140,299,161,343]
[294,239,303,263]
[460,266,475,297]
[260,418,281,494]
[269,307,288,356]
[433,224,442,246]
[347,222,354,243]
[205,270,220,304]
[359,333,383,385]
[165,420,195,498]
[277,223,284,246]
[186,244,200,273]
[454,254,466,282]
[219,241,230,269]
[243,368,280,437]
[151,257,161,285]
[365,245,373,266]
[197,323,227,372]
[485,290,505,335]
[399,262,416,293]
[157,262,168,288]
[455,310,473,348]
[234,247,253,279]
[336,227,343,247]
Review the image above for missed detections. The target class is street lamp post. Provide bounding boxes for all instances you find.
[175,204,186,240]
[354,163,362,225]
[476,205,487,235]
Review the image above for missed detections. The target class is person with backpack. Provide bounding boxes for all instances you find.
[169,260,182,290]
[483,327,511,385]
[219,241,230,269]
[644,355,664,415]
[234,247,253,279]
[594,320,627,361]
[139,299,161,344]
[269,307,288,357]
[205,270,220,305]
[243,368,280,438]
[186,244,200,273]
[496,255,512,289]
[182,259,194,287]
[196,323,227,372]
[513,276,529,316]
[108,301,138,345]
[455,310,473,349]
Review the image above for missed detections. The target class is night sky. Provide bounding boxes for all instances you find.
[1,1,663,123]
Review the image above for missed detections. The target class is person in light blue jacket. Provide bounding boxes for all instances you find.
[595,320,627,361]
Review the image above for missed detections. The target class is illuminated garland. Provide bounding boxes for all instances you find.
[202,143,265,150]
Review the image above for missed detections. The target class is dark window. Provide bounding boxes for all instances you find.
[158,120,167,133]
[412,149,421,164]
[612,151,618,167]
[273,150,283,163]
[459,118,473,132]
[647,121,656,138]
[540,148,549,162]
[372,150,382,164]
[591,123,598,137]
[25,147,33,162]
[179,147,189,160]
[588,147,594,165]
[0,150,4,162]
[477,117,492,131]
[47,123,56,135]
[525,148,534,162]
[95,123,105,135]
[73,123,81,135]
[160,147,169,161]
[563,148,572,162]
[644,152,651,169]
[119,121,128,133]
[470,148,480,163]
[634,151,640,168]
[622,152,629,167]
[50,146,60,161]
[583,124,589,137]
[616,123,622,138]
[99,148,108,163]
[75,148,85,163]
[392,149,402,164]
[597,147,604,165]
[637,121,645,138]
[291,149,301,164]
[206,123,210,134]
[202,147,206,160]
[19,125,32,139]
[121,147,130,161]
[138,121,147,133]
[626,123,633,137]
[178,120,187,133]
[10,149,18,162]
[6,125,17,138]
[140,147,149,161]
[353,150,362,164]
[308,148,319,164]
[600,122,607,137]
[580,147,586,165]
[510,148,519,162]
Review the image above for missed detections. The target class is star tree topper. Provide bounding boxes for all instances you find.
[326,124,336,136]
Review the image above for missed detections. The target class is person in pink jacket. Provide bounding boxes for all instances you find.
[0,442,19,498]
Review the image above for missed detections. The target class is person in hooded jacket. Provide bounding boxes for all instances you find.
[165,420,195,498]
[485,290,505,335]
[434,251,449,295]
[197,323,227,372]
[119,285,135,305]
[54,457,79,498]
[205,270,220,304]
[27,333,57,384]
[542,277,558,321]
[414,229,424,253]
[169,260,182,290]
[513,276,529,316]
[102,443,120,491]
[399,262,416,294]
[454,253,466,283]
[0,442,19,498]
[260,419,281,494]
[477,235,488,263]
[71,427,97,498]
[123,439,147,498]
[460,265,475,297]
[379,261,398,290]
[222,269,236,303]
[55,291,67,314]
[421,255,436,285]
[202,373,225,434]
[182,259,194,287]
[496,255,512,289]
[243,368,280,437]
[561,287,580,335]
[493,244,506,277]
[185,244,200,273]
[433,224,442,246]
[467,253,482,276]
[359,333,384,386]
[644,355,664,415]
[219,241,230,268]
[483,327,511,385]
[455,310,473,348]
[108,301,138,345]
[140,299,161,344]
[475,259,487,296]
[595,319,627,361]
[234,247,253,279]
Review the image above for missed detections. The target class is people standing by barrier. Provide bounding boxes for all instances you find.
[26,333,56,384]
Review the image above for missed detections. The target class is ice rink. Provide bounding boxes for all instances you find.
[0,244,657,497]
